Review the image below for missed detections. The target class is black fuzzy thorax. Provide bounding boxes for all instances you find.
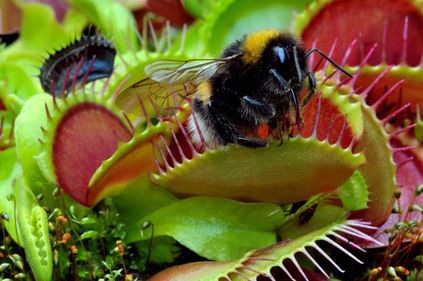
[39,28,116,97]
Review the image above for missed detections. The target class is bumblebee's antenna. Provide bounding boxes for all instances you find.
[304,48,352,77]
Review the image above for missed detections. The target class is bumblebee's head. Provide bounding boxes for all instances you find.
[240,30,308,124]
[241,30,307,86]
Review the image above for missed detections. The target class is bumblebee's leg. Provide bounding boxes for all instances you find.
[277,120,284,146]
[270,68,290,92]
[270,69,301,124]
[301,71,317,107]
[236,136,268,147]
[214,113,268,148]
[206,102,239,145]
[209,100,269,148]
[241,96,275,120]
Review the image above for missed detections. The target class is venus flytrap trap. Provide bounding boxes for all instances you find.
[31,68,182,207]
[293,0,423,67]
[15,14,188,207]
[34,86,131,206]
[38,26,117,96]
[292,0,423,229]
[292,0,423,277]
[149,78,365,200]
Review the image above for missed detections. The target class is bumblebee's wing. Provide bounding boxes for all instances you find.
[115,77,196,116]
[115,56,237,115]
[144,58,226,85]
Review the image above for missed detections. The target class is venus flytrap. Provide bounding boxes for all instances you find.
[294,0,423,226]
[1,0,422,280]
[31,81,181,207]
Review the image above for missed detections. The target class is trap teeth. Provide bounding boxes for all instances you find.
[39,26,116,97]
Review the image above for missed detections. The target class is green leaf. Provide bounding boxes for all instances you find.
[17,193,52,281]
[79,217,97,225]
[134,236,180,265]
[80,230,99,240]
[0,62,40,104]
[115,178,181,266]
[129,197,285,261]
[338,170,368,211]
[113,176,177,226]
[14,94,56,199]
[0,148,22,243]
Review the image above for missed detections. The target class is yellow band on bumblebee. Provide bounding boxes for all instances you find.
[242,30,281,64]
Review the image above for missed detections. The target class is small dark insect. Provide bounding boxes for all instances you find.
[0,212,9,221]
[36,194,44,202]
[116,30,351,148]
[298,204,318,225]
[39,26,116,97]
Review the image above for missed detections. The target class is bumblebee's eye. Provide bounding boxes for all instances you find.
[273,46,286,64]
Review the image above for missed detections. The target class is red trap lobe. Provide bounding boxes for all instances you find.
[301,0,423,67]
[301,94,354,149]
[53,103,132,206]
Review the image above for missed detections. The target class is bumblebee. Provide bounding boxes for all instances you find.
[116,30,351,148]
